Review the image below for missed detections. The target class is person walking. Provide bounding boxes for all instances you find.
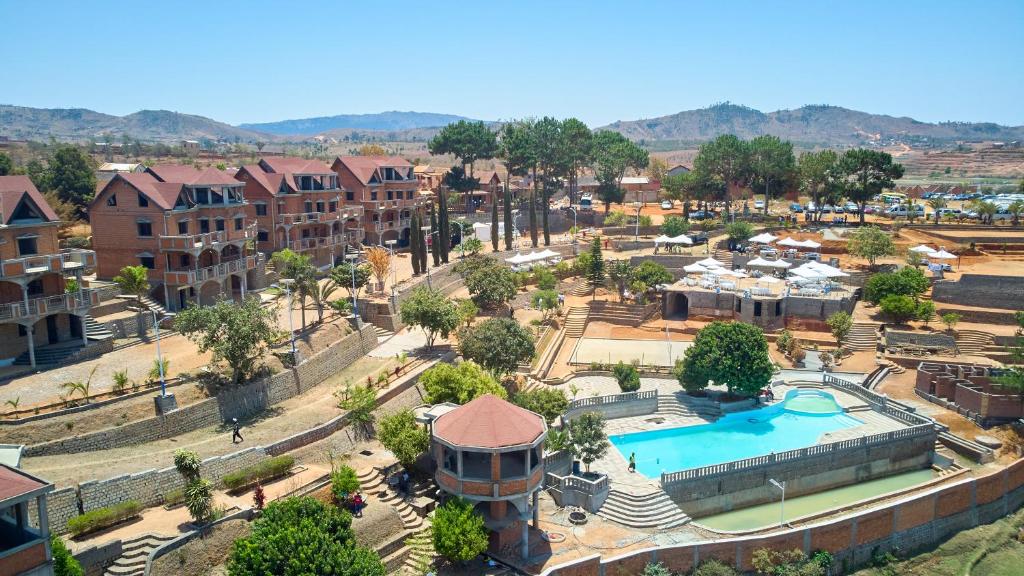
[231,418,243,443]
[628,452,636,473]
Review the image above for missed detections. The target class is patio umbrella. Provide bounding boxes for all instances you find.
[909,244,935,253]
[696,257,725,268]
[749,232,778,244]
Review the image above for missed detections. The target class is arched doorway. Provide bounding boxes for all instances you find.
[666,293,688,320]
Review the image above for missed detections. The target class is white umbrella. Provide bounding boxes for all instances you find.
[683,263,708,273]
[668,234,693,245]
[910,244,935,253]
[749,232,778,244]
[928,249,956,260]
[696,257,725,268]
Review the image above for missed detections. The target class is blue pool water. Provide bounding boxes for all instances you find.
[611,390,863,478]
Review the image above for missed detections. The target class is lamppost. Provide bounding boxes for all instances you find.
[456,216,466,259]
[421,225,438,289]
[633,201,643,249]
[277,278,297,357]
[345,252,362,325]
[152,310,166,397]
[567,207,578,255]
[384,239,398,305]
[769,478,786,527]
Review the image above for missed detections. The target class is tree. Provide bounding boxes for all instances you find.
[748,135,796,216]
[917,300,936,325]
[0,152,12,176]
[531,117,565,245]
[429,205,440,267]
[174,297,278,384]
[631,260,672,289]
[838,149,904,223]
[49,145,97,219]
[847,226,895,266]
[511,388,568,424]
[969,199,998,225]
[591,130,648,212]
[330,465,360,502]
[724,221,754,250]
[879,294,918,323]
[692,559,740,576]
[52,534,84,576]
[456,298,479,328]
[464,265,517,309]
[927,197,947,225]
[432,497,489,564]
[798,149,841,222]
[1007,200,1024,227]
[337,383,377,431]
[559,118,593,205]
[330,261,371,301]
[693,135,752,217]
[272,249,317,330]
[228,497,385,576]
[534,267,557,290]
[612,361,641,392]
[661,215,690,237]
[864,266,929,304]
[357,143,388,156]
[113,265,151,337]
[826,311,852,350]
[462,237,483,255]
[499,120,536,247]
[676,321,773,397]
[642,563,674,576]
[398,287,459,349]
[531,289,559,319]
[420,360,506,404]
[608,260,633,302]
[646,157,669,183]
[567,412,609,473]
[941,312,962,332]
[364,246,391,293]
[751,548,828,576]
[429,121,497,212]
[185,478,215,525]
[586,237,605,295]
[410,211,422,275]
[377,409,430,469]
[458,317,535,376]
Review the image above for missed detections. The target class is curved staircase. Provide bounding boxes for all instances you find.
[845,322,880,352]
[955,329,995,356]
[103,533,175,576]
[597,488,690,530]
[656,394,723,419]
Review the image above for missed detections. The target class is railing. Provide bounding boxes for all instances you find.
[164,255,256,286]
[0,289,99,321]
[0,249,97,279]
[158,229,254,252]
[287,234,348,252]
[278,211,329,226]
[660,423,935,485]
[567,389,657,411]
[823,374,934,427]
[546,470,609,495]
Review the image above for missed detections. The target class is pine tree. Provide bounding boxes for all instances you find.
[587,237,605,299]
[529,180,538,247]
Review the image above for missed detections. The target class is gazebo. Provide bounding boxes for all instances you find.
[431,394,547,560]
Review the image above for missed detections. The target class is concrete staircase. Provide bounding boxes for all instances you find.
[357,468,427,530]
[597,488,690,530]
[84,314,114,341]
[656,394,723,419]
[568,278,592,297]
[711,248,732,264]
[401,525,435,575]
[14,343,85,366]
[845,322,880,351]
[955,329,995,356]
[103,533,175,576]
[564,306,589,338]
[372,325,395,341]
[587,301,651,326]
[138,295,169,318]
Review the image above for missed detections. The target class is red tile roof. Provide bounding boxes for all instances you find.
[237,165,287,196]
[0,465,49,502]
[334,155,412,186]
[0,175,60,223]
[433,394,545,449]
[146,165,240,186]
[260,157,333,175]
[114,173,185,210]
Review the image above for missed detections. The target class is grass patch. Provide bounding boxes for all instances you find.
[162,488,185,507]
[67,500,142,537]
[221,455,294,491]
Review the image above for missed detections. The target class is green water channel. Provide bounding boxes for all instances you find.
[697,469,936,532]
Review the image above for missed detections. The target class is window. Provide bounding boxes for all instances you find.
[461,451,490,480]
[234,217,243,231]
[199,218,210,233]
[107,194,117,206]
[257,230,269,242]
[137,192,149,207]
[139,256,155,269]
[346,191,354,201]
[177,220,189,234]
[754,301,762,317]
[442,447,458,473]
[180,254,190,267]
[328,201,337,213]
[27,279,43,296]
[215,218,225,232]
[304,201,313,213]
[371,190,377,201]
[16,236,38,256]
[137,222,153,237]
[301,228,311,239]
[195,188,209,204]
[387,190,393,200]
[775,301,781,316]
[254,203,267,216]
[316,201,325,213]
[735,299,741,313]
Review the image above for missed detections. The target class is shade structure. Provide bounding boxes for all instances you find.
[757,276,782,284]
[910,244,935,253]
[749,232,778,244]
[654,235,672,245]
[928,249,956,260]
[505,252,530,264]
[696,257,725,268]
[800,239,822,249]
[789,267,827,280]
[804,261,849,278]
[746,257,775,267]
[668,234,693,245]
[721,269,749,278]
[777,237,801,247]
[778,237,820,249]
[683,263,708,273]
[537,248,559,259]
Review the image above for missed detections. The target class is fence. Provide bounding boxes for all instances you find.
[823,374,936,428]
[567,389,657,411]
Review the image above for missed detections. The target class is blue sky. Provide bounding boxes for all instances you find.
[2,0,1022,127]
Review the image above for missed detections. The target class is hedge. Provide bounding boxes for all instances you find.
[221,455,295,491]
[67,500,142,537]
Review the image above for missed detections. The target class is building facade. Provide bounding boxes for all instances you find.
[0,176,98,367]
[331,156,425,248]
[235,157,364,268]
[0,465,55,576]
[90,166,262,312]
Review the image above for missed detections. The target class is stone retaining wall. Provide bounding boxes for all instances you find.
[540,458,1024,576]
[565,391,658,421]
[932,274,1024,310]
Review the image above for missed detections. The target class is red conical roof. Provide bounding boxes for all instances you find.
[433,394,545,449]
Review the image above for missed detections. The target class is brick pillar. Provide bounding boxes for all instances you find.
[491,452,501,481]
[489,500,506,522]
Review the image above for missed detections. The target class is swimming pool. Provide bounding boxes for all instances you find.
[610,389,863,478]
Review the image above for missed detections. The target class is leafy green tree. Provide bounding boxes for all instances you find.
[113,265,151,337]
[49,145,97,219]
[676,321,773,396]
[174,449,202,482]
[432,497,489,564]
[330,262,371,300]
[174,297,278,384]
[591,130,648,213]
[917,300,936,324]
[631,260,672,288]
[797,149,841,222]
[410,211,422,275]
[693,135,752,217]
[608,260,633,302]
[567,412,609,473]
[458,317,535,376]
[429,120,497,207]
[724,221,754,249]
[511,388,568,424]
[52,534,84,576]
[612,361,641,392]
[825,311,852,350]
[330,465,360,501]
[534,267,557,290]
[531,117,566,245]
[185,478,214,524]
[420,360,506,404]
[399,286,460,349]
[1007,199,1024,227]
[586,237,605,296]
[560,118,594,204]
[879,294,918,323]
[531,289,559,319]
[661,215,690,237]
[499,120,536,248]
[0,152,12,176]
[692,559,740,576]
[847,226,895,266]
[927,196,948,225]
[228,497,385,576]
[465,265,517,309]
[377,409,430,469]
[337,383,377,431]
[462,237,483,255]
[941,312,962,332]
[864,266,929,304]
[838,149,905,223]
[272,249,317,330]
[456,298,479,328]
[748,135,796,216]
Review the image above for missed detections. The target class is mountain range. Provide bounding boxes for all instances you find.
[2,103,1022,148]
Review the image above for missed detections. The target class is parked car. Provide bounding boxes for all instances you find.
[660,200,673,210]
[805,201,817,212]
[754,200,765,210]
[863,205,882,215]
[821,204,835,213]
[689,210,716,220]
[884,204,925,217]
[690,233,710,245]
[844,202,860,213]
[789,203,803,213]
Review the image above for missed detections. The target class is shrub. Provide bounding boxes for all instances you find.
[879,294,918,323]
[377,409,430,469]
[692,559,739,576]
[52,534,84,576]
[612,361,641,392]
[112,369,130,394]
[174,449,202,482]
[941,312,962,331]
[163,488,185,507]
[603,211,628,227]
[221,455,295,491]
[661,215,690,237]
[185,478,214,524]
[512,388,569,424]
[331,465,360,502]
[776,330,793,354]
[67,500,142,537]
[534,267,557,290]
[642,561,674,576]
[432,497,489,564]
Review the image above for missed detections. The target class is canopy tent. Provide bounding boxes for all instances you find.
[789,267,827,280]
[777,237,802,247]
[766,259,792,269]
[756,276,782,284]
[927,249,956,260]
[654,235,672,245]
[655,234,693,246]
[683,263,708,273]
[745,257,776,267]
[721,269,749,278]
[696,257,725,268]
[910,244,935,254]
[537,248,560,259]
[748,232,778,244]
[505,252,531,264]
[778,237,821,249]
[800,239,822,249]
[802,261,849,278]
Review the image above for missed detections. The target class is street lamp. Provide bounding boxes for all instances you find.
[152,309,166,397]
[276,278,297,358]
[769,478,786,527]
[456,216,467,259]
[384,239,398,305]
[633,201,643,248]
[345,252,362,324]
[421,225,438,289]
[567,207,578,255]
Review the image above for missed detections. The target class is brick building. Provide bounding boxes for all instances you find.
[89,165,262,312]
[331,156,425,247]
[234,157,364,268]
[0,176,98,367]
[0,465,55,576]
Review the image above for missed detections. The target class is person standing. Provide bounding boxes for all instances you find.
[231,418,244,443]
[628,452,636,473]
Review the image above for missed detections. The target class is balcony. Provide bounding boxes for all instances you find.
[0,249,96,279]
[0,289,100,322]
[278,211,330,226]
[158,229,255,252]
[164,255,257,286]
[287,234,357,252]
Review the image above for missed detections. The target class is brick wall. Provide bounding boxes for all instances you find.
[932,274,1024,311]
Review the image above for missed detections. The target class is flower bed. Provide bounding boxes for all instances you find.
[67,500,142,537]
[221,455,295,491]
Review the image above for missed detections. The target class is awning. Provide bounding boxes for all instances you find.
[683,263,708,273]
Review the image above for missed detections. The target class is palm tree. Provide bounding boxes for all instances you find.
[927,197,947,226]
[1007,200,1024,227]
[972,200,998,225]
[114,265,151,337]
[60,367,97,404]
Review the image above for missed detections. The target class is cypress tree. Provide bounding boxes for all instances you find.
[490,187,499,252]
[529,172,538,247]
[410,211,421,275]
[418,220,428,272]
[438,187,451,263]
[503,180,514,251]
[430,205,440,267]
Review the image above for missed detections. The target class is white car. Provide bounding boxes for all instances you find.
[660,200,673,210]
[754,200,765,210]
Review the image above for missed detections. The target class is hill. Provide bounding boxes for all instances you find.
[0,105,273,143]
[600,103,1024,147]
[238,111,481,136]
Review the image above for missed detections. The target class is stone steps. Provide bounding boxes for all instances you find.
[597,488,690,530]
[103,533,176,576]
[372,325,395,341]
[84,314,114,341]
[564,306,589,338]
[14,344,85,366]
[401,524,435,575]
[845,323,880,351]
